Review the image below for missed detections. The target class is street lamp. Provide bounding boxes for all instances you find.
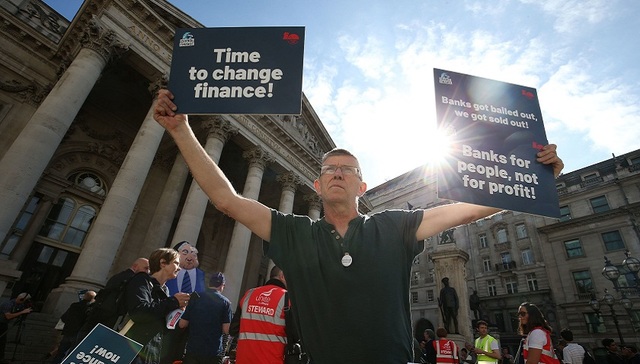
[589,289,625,345]
[602,250,640,294]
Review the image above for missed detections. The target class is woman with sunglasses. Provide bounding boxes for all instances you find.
[517,302,560,364]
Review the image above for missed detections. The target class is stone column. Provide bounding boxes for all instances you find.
[430,237,472,344]
[0,19,127,243]
[44,102,164,316]
[223,147,273,304]
[139,153,189,253]
[305,193,322,221]
[267,173,300,273]
[171,117,237,246]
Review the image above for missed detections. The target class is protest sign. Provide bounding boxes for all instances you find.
[61,324,142,364]
[433,68,560,218]
[168,26,305,115]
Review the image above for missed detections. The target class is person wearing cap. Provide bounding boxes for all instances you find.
[0,293,33,363]
[439,277,459,334]
[153,91,565,364]
[230,266,291,364]
[179,272,232,364]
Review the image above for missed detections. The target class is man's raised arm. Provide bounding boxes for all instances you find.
[153,89,272,241]
[416,144,564,240]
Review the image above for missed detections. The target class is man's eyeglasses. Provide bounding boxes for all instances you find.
[517,311,527,317]
[320,165,361,177]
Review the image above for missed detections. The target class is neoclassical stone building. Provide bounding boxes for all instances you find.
[0,0,335,317]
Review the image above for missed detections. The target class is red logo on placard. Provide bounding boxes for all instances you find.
[283,32,300,45]
[521,89,534,100]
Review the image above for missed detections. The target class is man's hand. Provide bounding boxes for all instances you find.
[537,144,564,178]
[153,89,188,132]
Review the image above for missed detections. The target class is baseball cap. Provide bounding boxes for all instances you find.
[210,272,225,287]
[17,292,31,300]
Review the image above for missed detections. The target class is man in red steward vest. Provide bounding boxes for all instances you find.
[434,327,458,364]
[230,266,291,364]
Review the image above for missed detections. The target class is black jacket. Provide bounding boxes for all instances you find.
[124,273,179,346]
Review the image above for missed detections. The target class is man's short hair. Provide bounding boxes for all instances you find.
[602,338,615,348]
[560,328,574,341]
[436,327,448,338]
[476,320,489,328]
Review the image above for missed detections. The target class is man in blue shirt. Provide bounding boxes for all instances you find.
[179,272,232,364]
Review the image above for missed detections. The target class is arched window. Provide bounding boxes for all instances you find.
[39,197,96,247]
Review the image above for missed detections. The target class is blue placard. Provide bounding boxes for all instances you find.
[168,26,305,115]
[61,324,142,364]
[433,68,560,218]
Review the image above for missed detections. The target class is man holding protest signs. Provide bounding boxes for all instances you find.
[153,88,563,364]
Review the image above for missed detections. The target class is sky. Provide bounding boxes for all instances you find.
[45,0,640,188]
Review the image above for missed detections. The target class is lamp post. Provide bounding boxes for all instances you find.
[602,250,640,294]
[589,289,625,345]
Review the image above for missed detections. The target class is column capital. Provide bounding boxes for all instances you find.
[242,147,274,170]
[80,17,129,63]
[149,76,168,98]
[277,172,302,193]
[202,116,238,143]
[304,193,322,210]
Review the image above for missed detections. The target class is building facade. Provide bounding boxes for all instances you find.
[0,0,334,319]
[365,150,640,350]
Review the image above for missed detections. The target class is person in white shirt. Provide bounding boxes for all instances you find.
[560,328,584,364]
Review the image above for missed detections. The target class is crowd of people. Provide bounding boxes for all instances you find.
[413,302,640,364]
[3,88,633,364]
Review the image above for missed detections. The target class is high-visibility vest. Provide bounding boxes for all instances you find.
[522,327,561,364]
[475,334,498,363]
[236,285,288,364]
[434,339,458,364]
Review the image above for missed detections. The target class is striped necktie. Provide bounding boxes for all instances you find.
[181,271,192,293]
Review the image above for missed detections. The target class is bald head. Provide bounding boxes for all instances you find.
[83,291,97,302]
[131,258,150,274]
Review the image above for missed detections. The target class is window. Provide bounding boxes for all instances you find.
[501,252,512,269]
[427,290,434,302]
[559,205,571,222]
[602,231,625,251]
[505,276,518,294]
[479,233,488,248]
[411,291,418,303]
[516,224,528,239]
[496,228,507,243]
[564,239,584,258]
[487,279,497,296]
[590,195,610,213]
[631,310,640,332]
[483,258,492,272]
[572,270,593,294]
[413,256,420,265]
[39,197,96,247]
[584,312,605,333]
[522,249,535,265]
[526,273,539,291]
[412,272,420,285]
[1,194,41,258]
[582,172,599,182]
